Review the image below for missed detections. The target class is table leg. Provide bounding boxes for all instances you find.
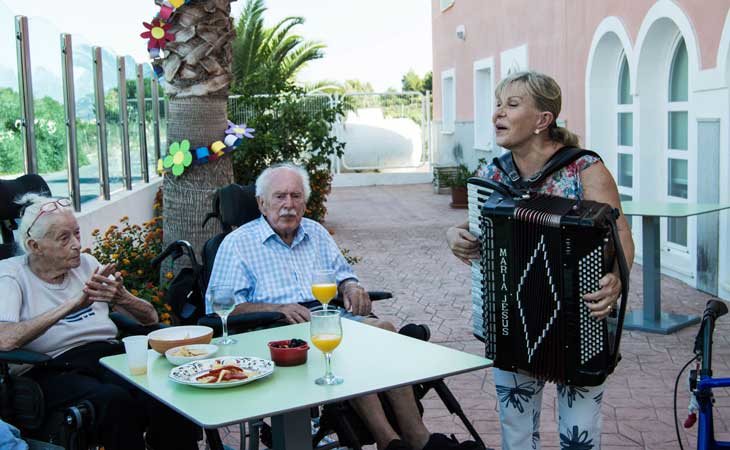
[623,216,700,334]
[205,428,225,450]
[271,409,312,450]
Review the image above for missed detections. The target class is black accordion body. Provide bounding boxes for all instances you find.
[469,179,627,387]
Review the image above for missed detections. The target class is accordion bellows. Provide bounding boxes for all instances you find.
[468,181,625,386]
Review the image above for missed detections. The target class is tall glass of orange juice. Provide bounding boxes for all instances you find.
[311,269,337,311]
[310,308,344,385]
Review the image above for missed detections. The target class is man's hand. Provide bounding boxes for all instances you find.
[277,304,311,324]
[341,281,371,317]
[583,272,622,320]
[446,226,479,265]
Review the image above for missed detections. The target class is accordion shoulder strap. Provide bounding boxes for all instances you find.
[493,146,603,191]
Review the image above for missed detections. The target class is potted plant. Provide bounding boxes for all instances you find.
[443,163,473,208]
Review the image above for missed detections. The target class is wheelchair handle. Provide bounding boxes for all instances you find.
[695,299,728,376]
[151,240,200,268]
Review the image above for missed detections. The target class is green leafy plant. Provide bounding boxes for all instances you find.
[84,190,174,324]
[442,163,474,188]
[0,88,90,175]
[231,0,325,96]
[230,85,346,223]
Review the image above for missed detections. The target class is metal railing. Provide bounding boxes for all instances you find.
[5,13,433,213]
[5,15,165,211]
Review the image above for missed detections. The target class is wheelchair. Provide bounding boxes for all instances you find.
[152,183,486,450]
[0,174,167,449]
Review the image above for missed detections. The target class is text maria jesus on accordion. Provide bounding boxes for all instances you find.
[446,70,634,450]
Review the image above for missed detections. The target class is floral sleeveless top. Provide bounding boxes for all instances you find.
[475,154,601,200]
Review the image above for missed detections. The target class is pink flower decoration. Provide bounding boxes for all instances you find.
[140,19,175,50]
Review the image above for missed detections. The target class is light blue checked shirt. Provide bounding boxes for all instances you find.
[206,216,358,309]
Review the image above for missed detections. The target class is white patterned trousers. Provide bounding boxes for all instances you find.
[493,368,605,450]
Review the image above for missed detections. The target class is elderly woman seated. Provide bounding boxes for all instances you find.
[0,194,198,450]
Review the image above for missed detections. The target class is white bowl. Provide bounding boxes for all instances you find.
[165,344,219,366]
[147,325,213,354]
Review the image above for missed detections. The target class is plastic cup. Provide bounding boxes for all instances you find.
[122,335,149,375]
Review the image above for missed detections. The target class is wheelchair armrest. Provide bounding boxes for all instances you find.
[0,349,52,366]
[198,312,285,336]
[365,291,392,301]
[110,312,168,337]
[330,290,393,308]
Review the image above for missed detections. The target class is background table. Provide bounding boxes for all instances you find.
[100,319,491,450]
[621,201,730,333]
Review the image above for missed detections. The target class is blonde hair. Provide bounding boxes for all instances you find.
[495,70,580,147]
[16,193,73,250]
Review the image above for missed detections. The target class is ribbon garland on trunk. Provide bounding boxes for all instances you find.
[157,121,255,176]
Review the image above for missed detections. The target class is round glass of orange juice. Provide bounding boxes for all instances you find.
[310,308,343,385]
[311,269,337,310]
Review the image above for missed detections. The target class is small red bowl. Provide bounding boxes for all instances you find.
[268,340,309,366]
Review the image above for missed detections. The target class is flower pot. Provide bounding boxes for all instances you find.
[450,186,468,209]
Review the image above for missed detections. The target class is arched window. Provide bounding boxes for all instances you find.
[616,54,633,226]
[666,38,689,247]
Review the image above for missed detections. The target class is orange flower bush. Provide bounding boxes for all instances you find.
[84,190,173,324]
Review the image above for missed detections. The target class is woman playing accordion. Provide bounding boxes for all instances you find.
[446,71,634,450]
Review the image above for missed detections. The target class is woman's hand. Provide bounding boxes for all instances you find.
[83,270,120,304]
[583,272,622,319]
[446,225,480,265]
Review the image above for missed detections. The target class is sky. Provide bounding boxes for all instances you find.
[0,0,433,92]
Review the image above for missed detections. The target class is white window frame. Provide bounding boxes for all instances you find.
[440,0,455,12]
[615,53,634,201]
[441,68,456,134]
[500,44,528,78]
[473,57,495,151]
[663,35,690,253]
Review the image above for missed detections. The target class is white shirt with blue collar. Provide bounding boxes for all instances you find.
[206,216,358,308]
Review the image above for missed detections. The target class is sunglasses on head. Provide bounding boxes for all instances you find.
[26,198,72,238]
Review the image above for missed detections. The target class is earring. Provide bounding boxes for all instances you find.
[534,129,540,135]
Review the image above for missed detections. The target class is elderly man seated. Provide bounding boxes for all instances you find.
[0,194,199,450]
[207,163,479,450]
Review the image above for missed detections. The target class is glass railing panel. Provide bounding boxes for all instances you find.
[71,35,101,204]
[27,17,68,197]
[0,12,23,181]
[125,57,141,186]
[102,49,124,193]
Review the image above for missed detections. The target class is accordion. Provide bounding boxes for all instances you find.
[467,178,628,386]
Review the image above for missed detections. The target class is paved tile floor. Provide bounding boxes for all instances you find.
[216,183,730,450]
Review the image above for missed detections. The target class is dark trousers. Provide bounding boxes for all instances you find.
[27,341,199,450]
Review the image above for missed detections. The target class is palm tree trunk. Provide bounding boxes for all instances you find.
[163,97,232,266]
[160,0,235,270]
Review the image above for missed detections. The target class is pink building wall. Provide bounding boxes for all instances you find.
[431,0,729,139]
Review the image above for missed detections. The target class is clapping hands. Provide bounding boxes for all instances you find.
[83,263,124,305]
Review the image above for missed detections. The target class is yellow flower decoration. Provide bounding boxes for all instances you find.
[163,140,193,176]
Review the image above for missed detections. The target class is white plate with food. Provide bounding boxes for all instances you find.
[169,356,275,389]
[165,344,219,366]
